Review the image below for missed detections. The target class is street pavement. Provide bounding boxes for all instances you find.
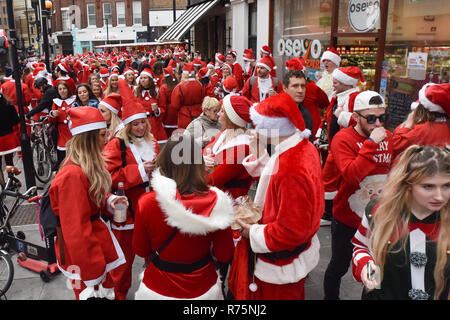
[1,155,363,300]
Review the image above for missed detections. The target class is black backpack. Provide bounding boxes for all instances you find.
[39,185,59,238]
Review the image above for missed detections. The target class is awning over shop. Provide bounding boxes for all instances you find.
[157,0,219,42]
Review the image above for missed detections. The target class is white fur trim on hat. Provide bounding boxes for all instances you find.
[122,112,147,126]
[321,51,341,67]
[140,71,153,78]
[256,62,271,72]
[69,121,107,135]
[332,68,358,86]
[418,83,445,114]
[222,95,247,128]
[250,106,296,137]
[99,101,119,114]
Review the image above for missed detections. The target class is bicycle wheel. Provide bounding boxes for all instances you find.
[32,141,52,183]
[0,250,14,298]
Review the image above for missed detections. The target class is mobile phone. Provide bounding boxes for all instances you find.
[367,262,375,281]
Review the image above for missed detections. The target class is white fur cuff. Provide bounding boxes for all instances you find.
[250,223,270,253]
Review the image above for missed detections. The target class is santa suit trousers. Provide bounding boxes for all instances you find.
[109,228,135,300]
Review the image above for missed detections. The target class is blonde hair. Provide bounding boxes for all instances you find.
[103,75,120,97]
[63,130,112,207]
[115,117,153,147]
[201,96,220,113]
[369,145,450,299]
[108,112,123,141]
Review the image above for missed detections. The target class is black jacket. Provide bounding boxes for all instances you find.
[0,98,19,136]
[298,102,314,142]
[26,85,58,119]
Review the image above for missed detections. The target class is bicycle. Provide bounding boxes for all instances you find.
[27,116,57,183]
[0,166,58,299]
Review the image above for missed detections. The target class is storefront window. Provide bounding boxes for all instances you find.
[384,0,450,129]
[273,0,332,81]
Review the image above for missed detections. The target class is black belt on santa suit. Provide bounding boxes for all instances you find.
[248,241,311,275]
[152,253,212,273]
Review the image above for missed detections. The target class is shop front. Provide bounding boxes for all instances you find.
[272,0,450,130]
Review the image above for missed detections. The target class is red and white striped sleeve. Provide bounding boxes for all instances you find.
[351,214,375,283]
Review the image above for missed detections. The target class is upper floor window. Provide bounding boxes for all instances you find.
[87,3,96,27]
[116,2,125,26]
[133,1,142,25]
[103,2,112,26]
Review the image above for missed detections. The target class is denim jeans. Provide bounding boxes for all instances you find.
[323,218,357,300]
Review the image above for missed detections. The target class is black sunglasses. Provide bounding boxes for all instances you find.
[356,112,386,124]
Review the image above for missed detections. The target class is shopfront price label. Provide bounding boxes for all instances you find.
[348,0,381,32]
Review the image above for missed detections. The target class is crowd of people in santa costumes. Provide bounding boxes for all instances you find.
[1,41,449,301]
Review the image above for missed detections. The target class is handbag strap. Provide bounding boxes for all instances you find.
[143,229,178,268]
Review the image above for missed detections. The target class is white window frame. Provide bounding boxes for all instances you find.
[103,2,112,26]
[133,1,142,25]
[87,3,96,27]
[116,2,125,26]
[61,7,71,31]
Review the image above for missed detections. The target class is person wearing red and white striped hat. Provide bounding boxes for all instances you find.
[103,97,160,300]
[226,50,244,92]
[391,83,450,161]
[259,45,277,78]
[49,106,127,300]
[232,92,323,300]
[134,68,168,145]
[53,62,76,95]
[241,55,283,103]
[98,93,124,141]
[171,62,205,129]
[317,47,341,100]
[243,49,256,82]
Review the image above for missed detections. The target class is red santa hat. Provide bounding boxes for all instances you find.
[182,62,195,76]
[67,106,106,136]
[207,62,215,69]
[121,98,148,126]
[57,62,70,74]
[123,68,134,76]
[250,92,310,138]
[163,67,175,80]
[109,70,119,80]
[99,93,122,115]
[260,45,272,55]
[197,67,210,79]
[99,68,109,78]
[243,49,255,62]
[222,95,252,128]
[216,54,226,64]
[193,58,203,67]
[256,55,275,72]
[228,50,237,58]
[222,76,238,94]
[285,57,306,72]
[168,59,177,70]
[417,83,450,116]
[321,47,341,67]
[140,68,154,79]
[332,66,365,87]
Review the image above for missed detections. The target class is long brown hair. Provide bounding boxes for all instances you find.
[369,145,450,299]
[135,74,157,98]
[156,134,209,195]
[413,104,449,128]
[63,129,111,207]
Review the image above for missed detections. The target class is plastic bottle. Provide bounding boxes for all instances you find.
[113,182,127,223]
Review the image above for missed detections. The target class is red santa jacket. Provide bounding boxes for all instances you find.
[242,132,323,285]
[53,76,76,96]
[132,169,234,299]
[49,162,126,289]
[103,136,160,230]
[303,80,330,137]
[231,61,244,92]
[241,76,283,103]
[171,79,205,129]
[391,121,450,162]
[318,87,360,144]
[1,79,33,108]
[331,126,393,229]
[158,83,178,134]
[203,131,253,200]
[49,95,76,150]
[136,90,168,144]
